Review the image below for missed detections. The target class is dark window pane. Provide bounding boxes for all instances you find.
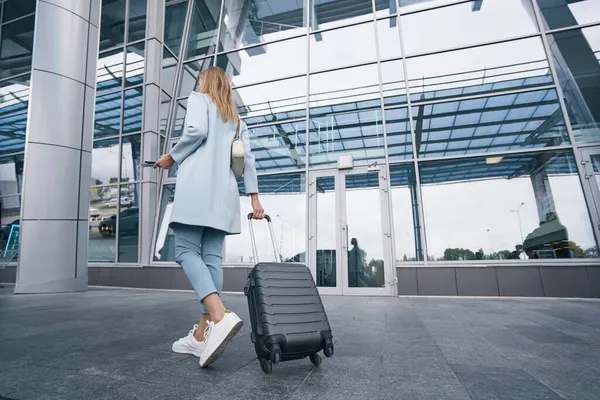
[186,0,220,60]
[548,26,600,144]
[96,50,125,95]
[537,0,600,30]
[122,88,143,133]
[385,108,413,161]
[0,194,21,262]
[94,91,122,138]
[121,134,141,182]
[100,0,127,51]
[219,0,306,52]
[89,185,118,262]
[160,91,171,135]
[179,57,212,96]
[401,0,538,56]
[162,47,177,94]
[0,16,35,79]
[420,151,598,261]
[310,0,375,30]
[92,138,120,186]
[164,1,188,56]
[171,100,187,138]
[125,42,145,87]
[389,163,422,261]
[309,64,384,168]
[128,0,147,42]
[414,88,570,158]
[118,183,139,262]
[0,76,29,155]
[405,37,552,104]
[2,0,36,22]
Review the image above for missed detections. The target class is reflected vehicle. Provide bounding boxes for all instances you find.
[99,207,139,238]
[89,208,103,230]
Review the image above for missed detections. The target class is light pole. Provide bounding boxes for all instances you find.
[510,202,525,244]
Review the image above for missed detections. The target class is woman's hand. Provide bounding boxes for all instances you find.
[154,154,175,169]
[251,194,264,220]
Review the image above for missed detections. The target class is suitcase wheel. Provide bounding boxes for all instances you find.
[309,353,322,367]
[324,340,334,358]
[260,358,273,374]
[270,344,281,364]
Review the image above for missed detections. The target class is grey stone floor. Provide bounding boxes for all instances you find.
[1,286,600,400]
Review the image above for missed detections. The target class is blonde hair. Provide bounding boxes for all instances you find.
[197,67,238,123]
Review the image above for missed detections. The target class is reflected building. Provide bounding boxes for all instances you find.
[1,0,600,296]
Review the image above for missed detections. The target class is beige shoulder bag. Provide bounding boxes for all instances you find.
[231,119,244,178]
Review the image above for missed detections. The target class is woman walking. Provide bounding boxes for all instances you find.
[154,67,264,368]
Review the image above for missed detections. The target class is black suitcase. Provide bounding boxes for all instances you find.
[244,213,334,374]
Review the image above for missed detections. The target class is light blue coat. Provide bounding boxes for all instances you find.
[169,91,258,235]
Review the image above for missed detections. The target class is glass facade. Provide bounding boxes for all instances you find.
[2,0,600,281]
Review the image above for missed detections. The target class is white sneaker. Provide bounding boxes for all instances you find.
[199,311,243,368]
[172,324,206,357]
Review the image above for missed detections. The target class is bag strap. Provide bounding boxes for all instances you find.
[234,118,240,140]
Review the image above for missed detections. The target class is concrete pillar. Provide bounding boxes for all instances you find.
[15,0,101,294]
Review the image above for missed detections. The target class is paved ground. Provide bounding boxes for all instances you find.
[1,286,600,400]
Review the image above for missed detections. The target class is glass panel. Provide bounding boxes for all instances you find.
[162,47,178,95]
[128,0,148,42]
[100,0,126,51]
[309,64,385,168]
[0,156,23,195]
[125,43,145,87]
[186,0,220,60]
[219,0,307,52]
[377,17,401,61]
[310,0,374,30]
[164,1,189,56]
[537,0,600,30]
[171,101,187,138]
[0,195,21,262]
[89,185,118,262]
[96,50,125,95]
[2,0,35,22]
[0,76,29,155]
[405,37,552,104]
[389,163,421,261]
[250,121,306,173]
[401,0,539,56]
[217,36,307,86]
[547,26,600,144]
[160,91,171,135]
[398,0,459,14]
[310,22,376,72]
[345,171,385,288]
[420,151,599,260]
[315,175,336,287]
[414,88,570,158]
[227,173,306,264]
[232,76,307,127]
[384,108,413,161]
[94,91,122,138]
[92,138,120,186]
[154,184,176,261]
[381,59,407,107]
[121,134,141,182]
[0,16,35,78]
[118,183,140,263]
[179,57,212,96]
[122,88,143,133]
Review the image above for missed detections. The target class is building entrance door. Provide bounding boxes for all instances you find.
[308,165,395,296]
[580,148,600,245]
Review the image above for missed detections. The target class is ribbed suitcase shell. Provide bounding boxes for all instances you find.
[245,262,333,365]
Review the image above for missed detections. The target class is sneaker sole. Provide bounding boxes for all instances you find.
[200,320,243,368]
[172,344,204,358]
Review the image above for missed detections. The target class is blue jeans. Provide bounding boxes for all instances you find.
[173,223,226,314]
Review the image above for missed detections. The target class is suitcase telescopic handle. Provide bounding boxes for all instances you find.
[247,213,282,263]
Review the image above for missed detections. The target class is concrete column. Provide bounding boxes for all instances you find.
[15,0,101,294]
[139,0,165,265]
